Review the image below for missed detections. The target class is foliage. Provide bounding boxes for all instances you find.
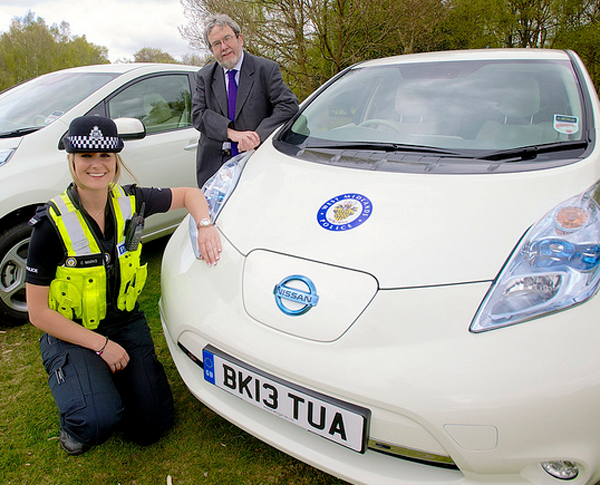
[181,51,213,66]
[181,0,448,100]
[440,0,600,91]
[180,0,600,99]
[131,48,213,67]
[134,47,179,64]
[0,11,109,92]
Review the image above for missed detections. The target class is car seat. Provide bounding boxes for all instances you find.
[142,93,178,132]
[476,76,546,148]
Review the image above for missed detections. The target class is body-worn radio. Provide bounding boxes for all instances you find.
[124,202,145,251]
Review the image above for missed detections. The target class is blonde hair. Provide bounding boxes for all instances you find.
[68,153,139,189]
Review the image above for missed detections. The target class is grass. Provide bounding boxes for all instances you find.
[0,237,349,485]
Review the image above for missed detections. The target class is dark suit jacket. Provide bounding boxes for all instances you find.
[191,52,299,187]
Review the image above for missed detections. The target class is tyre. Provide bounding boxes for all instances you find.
[0,221,31,326]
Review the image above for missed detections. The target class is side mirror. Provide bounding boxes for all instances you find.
[114,117,146,140]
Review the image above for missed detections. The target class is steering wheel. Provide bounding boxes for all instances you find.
[357,118,402,133]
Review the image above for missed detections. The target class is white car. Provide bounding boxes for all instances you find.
[160,49,600,485]
[0,63,199,325]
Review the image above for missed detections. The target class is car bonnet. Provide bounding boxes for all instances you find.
[216,141,597,290]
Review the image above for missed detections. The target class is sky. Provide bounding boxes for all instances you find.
[0,0,202,62]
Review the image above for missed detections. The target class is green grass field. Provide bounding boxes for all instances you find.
[0,237,348,485]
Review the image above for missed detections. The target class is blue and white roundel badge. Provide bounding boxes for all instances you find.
[317,193,372,231]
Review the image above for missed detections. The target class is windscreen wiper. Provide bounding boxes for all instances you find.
[306,142,463,156]
[0,126,42,138]
[478,140,589,162]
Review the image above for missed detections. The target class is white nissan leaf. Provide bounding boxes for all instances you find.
[160,49,600,485]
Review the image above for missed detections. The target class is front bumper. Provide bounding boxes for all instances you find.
[160,222,600,485]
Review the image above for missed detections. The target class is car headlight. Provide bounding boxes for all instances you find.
[0,148,15,167]
[202,151,252,220]
[189,152,252,259]
[471,181,600,332]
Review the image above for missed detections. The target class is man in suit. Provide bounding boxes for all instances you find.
[192,13,299,188]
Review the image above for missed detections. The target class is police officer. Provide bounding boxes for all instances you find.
[26,116,221,455]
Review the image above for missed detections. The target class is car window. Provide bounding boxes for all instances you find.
[282,59,585,152]
[0,72,118,135]
[107,74,192,134]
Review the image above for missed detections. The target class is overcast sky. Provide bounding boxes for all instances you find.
[0,0,202,62]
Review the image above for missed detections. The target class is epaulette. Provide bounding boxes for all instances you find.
[28,203,51,226]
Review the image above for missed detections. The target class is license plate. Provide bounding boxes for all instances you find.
[202,345,370,453]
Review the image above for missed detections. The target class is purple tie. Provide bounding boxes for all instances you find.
[227,69,238,156]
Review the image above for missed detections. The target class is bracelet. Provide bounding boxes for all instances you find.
[95,336,109,356]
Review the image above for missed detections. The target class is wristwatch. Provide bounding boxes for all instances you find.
[197,217,213,228]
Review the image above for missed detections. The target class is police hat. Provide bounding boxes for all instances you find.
[64,116,124,153]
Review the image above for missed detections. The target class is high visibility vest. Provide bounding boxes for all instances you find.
[47,185,147,329]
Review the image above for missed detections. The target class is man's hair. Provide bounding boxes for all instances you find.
[203,13,242,49]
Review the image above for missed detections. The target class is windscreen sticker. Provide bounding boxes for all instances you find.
[44,110,64,124]
[553,114,579,135]
[317,193,372,231]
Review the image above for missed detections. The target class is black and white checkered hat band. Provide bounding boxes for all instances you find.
[67,135,121,151]
[64,118,124,153]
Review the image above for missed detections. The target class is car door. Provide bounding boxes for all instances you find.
[90,72,199,238]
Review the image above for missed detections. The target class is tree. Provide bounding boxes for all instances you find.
[441,0,600,89]
[437,0,506,50]
[443,0,600,49]
[179,0,600,97]
[0,11,108,91]
[180,0,319,98]
[180,0,449,101]
[181,52,212,66]
[552,0,600,91]
[133,47,178,63]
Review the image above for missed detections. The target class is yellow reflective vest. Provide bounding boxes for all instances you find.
[47,185,147,329]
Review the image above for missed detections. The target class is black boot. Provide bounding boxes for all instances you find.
[59,429,90,455]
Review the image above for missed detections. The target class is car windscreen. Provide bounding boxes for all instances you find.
[0,71,119,136]
[277,58,587,167]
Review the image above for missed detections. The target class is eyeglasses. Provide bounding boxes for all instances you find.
[209,34,239,51]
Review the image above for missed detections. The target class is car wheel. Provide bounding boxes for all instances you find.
[0,221,31,326]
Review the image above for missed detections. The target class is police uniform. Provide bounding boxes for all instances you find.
[25,116,175,451]
[27,183,174,448]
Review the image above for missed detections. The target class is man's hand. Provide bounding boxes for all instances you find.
[227,128,261,152]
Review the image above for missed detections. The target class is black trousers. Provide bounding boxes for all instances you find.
[40,312,174,447]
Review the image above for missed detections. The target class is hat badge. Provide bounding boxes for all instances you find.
[89,126,103,139]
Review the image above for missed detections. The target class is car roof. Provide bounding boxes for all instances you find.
[50,63,199,75]
[357,48,571,68]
